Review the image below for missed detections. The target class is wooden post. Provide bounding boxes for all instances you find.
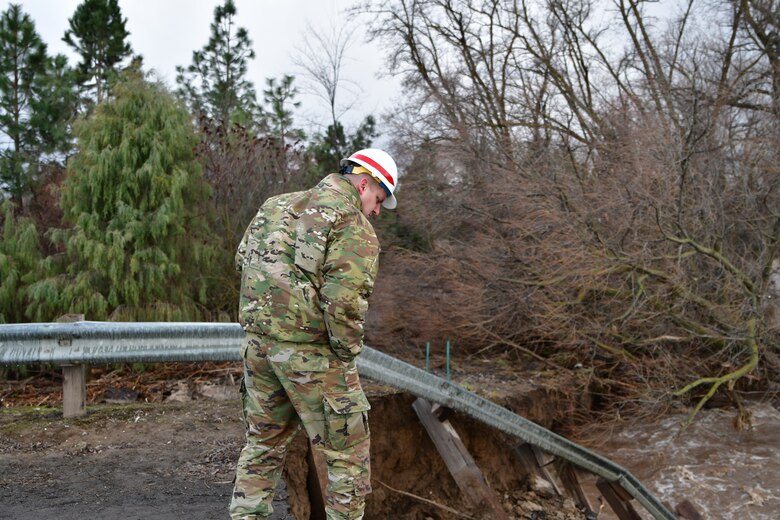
[62,364,87,418]
[413,398,511,520]
[430,402,455,422]
[57,314,86,418]
[513,443,562,495]
[558,462,595,514]
[596,477,642,520]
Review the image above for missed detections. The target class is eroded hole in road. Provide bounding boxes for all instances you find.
[283,394,588,520]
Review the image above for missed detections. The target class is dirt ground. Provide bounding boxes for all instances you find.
[0,364,591,520]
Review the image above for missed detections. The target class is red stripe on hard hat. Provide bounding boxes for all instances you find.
[352,153,395,187]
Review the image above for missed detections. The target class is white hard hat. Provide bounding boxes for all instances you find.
[341,148,398,209]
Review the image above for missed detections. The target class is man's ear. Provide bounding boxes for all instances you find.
[357,177,368,194]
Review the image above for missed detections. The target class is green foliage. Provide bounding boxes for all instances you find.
[29,54,76,154]
[63,0,132,105]
[0,4,44,207]
[176,0,260,130]
[309,115,377,175]
[0,200,42,323]
[0,4,75,211]
[348,116,377,152]
[262,74,305,142]
[0,363,29,381]
[27,71,217,322]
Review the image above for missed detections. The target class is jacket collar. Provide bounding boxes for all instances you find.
[318,173,362,212]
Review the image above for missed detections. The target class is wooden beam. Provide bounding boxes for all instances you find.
[513,443,562,495]
[558,462,594,514]
[596,477,642,520]
[430,403,455,422]
[530,444,555,467]
[413,398,510,520]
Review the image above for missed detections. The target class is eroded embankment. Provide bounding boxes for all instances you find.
[285,373,591,520]
[0,371,590,520]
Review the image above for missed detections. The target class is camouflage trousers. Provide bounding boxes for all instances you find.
[230,332,371,520]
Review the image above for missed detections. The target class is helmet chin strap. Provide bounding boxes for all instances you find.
[341,164,388,196]
[341,163,372,176]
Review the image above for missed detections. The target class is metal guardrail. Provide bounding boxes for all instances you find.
[358,347,676,520]
[0,321,677,520]
[0,321,244,364]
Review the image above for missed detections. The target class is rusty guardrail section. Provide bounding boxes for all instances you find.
[0,321,677,520]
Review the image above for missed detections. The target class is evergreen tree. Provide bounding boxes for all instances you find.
[0,200,42,323]
[27,71,216,322]
[63,0,132,105]
[176,0,260,130]
[30,54,76,156]
[0,4,75,212]
[310,115,377,174]
[262,74,305,143]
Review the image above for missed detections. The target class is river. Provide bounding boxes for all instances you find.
[577,401,780,519]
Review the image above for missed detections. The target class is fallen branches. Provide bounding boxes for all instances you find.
[674,318,761,429]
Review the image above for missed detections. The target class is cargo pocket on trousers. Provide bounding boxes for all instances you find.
[288,354,329,373]
[323,390,371,451]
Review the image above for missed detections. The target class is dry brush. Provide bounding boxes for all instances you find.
[363,0,780,424]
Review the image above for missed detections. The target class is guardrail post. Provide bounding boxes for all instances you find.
[62,364,86,418]
[412,398,511,519]
[57,314,86,418]
[558,461,595,514]
[513,443,562,495]
[596,477,642,520]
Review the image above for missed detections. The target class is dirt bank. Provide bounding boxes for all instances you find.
[0,371,589,520]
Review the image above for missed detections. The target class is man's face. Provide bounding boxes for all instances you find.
[357,178,387,218]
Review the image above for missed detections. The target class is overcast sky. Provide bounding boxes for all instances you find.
[1,0,402,138]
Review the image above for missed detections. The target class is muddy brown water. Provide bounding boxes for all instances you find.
[577,402,780,520]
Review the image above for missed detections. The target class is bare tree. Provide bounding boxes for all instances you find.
[363,0,780,427]
[195,117,312,315]
[294,21,361,130]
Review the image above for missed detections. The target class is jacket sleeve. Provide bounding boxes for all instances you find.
[235,230,248,272]
[320,212,380,361]
[236,206,266,272]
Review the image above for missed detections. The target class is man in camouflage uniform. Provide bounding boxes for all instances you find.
[230,149,398,520]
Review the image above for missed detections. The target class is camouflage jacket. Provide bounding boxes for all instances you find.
[235,174,380,361]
